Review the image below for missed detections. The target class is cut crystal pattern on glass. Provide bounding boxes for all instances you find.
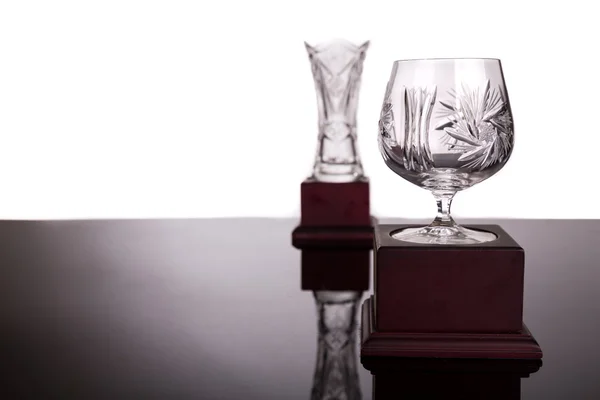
[379,81,396,143]
[378,58,514,245]
[305,39,369,183]
[436,80,513,170]
[379,102,395,142]
[311,291,362,400]
[401,87,437,171]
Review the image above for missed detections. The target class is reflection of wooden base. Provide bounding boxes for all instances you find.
[301,250,370,291]
[364,356,542,374]
[367,352,542,400]
[372,372,522,400]
[360,296,543,359]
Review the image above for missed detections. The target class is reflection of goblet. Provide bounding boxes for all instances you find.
[379,58,514,244]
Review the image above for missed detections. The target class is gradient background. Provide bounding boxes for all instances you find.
[0,0,599,219]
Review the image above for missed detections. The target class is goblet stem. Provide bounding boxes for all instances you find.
[431,191,457,228]
[391,189,495,244]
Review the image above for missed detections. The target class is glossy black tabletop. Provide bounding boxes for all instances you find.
[1,218,599,399]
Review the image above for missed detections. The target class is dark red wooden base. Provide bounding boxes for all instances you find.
[374,224,525,333]
[361,296,543,359]
[292,178,375,250]
[292,179,375,290]
[291,219,376,250]
[365,337,542,400]
[300,178,371,226]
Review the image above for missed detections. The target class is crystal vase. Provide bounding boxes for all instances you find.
[305,39,369,183]
[310,291,362,400]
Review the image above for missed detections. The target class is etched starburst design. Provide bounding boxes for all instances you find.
[435,80,513,170]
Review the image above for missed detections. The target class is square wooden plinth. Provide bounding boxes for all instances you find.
[292,178,374,250]
[300,178,370,226]
[374,224,525,333]
[361,296,543,360]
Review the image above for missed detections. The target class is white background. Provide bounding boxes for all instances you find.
[0,0,598,219]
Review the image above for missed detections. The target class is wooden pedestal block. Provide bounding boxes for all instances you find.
[300,178,370,226]
[361,297,542,359]
[375,224,524,333]
[292,178,375,250]
[364,344,542,400]
[360,224,542,360]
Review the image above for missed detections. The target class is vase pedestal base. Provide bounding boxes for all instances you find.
[297,178,371,224]
[292,178,374,249]
[291,178,375,291]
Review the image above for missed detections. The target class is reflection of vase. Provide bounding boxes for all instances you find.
[305,39,369,183]
[311,291,362,400]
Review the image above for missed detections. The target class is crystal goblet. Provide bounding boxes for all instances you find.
[378,58,514,244]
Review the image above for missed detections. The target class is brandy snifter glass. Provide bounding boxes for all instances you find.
[378,58,514,245]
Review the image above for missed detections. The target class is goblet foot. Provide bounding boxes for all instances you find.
[391,224,497,245]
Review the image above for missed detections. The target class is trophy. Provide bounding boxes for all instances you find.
[361,58,542,359]
[292,39,374,251]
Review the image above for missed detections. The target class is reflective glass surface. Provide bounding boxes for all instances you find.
[0,218,599,399]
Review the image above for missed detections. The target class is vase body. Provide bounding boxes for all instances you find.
[305,40,369,182]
